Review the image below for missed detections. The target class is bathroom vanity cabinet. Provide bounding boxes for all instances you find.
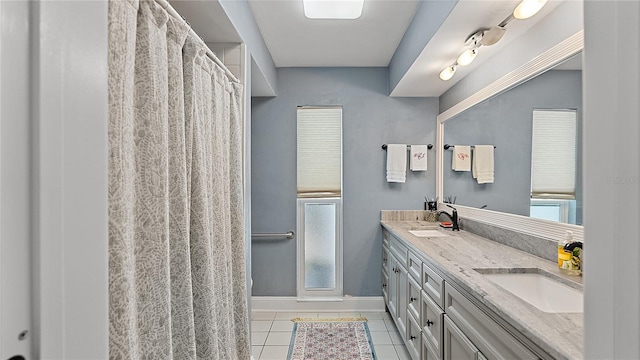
[380,223,580,360]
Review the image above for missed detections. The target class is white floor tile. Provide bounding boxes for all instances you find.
[251,332,268,346]
[251,346,263,360]
[367,319,388,331]
[264,331,293,346]
[389,331,403,345]
[296,312,318,318]
[370,331,393,345]
[384,318,398,331]
[374,344,400,360]
[270,320,294,332]
[259,345,290,360]
[274,312,298,320]
[361,312,384,320]
[251,320,273,332]
[380,311,393,320]
[395,344,411,360]
[317,312,341,319]
[252,312,277,321]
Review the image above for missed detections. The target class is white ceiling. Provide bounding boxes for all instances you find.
[248,0,420,67]
[248,0,567,96]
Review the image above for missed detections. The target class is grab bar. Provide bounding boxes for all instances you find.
[251,231,295,240]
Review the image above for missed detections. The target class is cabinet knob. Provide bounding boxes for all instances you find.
[382,284,387,288]
[426,319,434,327]
[410,335,416,340]
[410,297,417,302]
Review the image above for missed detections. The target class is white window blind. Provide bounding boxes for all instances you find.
[297,107,342,197]
[531,109,577,199]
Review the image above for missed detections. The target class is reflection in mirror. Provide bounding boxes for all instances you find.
[443,53,582,225]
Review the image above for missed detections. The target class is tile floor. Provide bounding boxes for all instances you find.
[251,311,411,360]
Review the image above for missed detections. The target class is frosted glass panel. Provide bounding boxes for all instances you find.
[304,203,336,289]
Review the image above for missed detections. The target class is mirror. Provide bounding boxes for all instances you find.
[442,52,582,225]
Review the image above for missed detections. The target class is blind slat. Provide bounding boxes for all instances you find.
[297,107,342,196]
[531,109,577,198]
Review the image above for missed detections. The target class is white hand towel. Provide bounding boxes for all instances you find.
[386,144,407,183]
[473,145,494,184]
[452,145,471,171]
[410,145,428,171]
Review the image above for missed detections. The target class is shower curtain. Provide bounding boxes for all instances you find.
[108,0,249,358]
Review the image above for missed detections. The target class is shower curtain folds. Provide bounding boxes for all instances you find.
[108,0,249,359]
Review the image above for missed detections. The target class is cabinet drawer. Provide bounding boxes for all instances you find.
[422,262,444,308]
[407,276,421,321]
[444,283,538,360]
[390,235,408,266]
[421,290,443,359]
[407,250,422,283]
[422,333,439,360]
[406,311,422,360]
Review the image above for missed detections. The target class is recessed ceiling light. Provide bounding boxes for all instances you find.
[303,0,364,20]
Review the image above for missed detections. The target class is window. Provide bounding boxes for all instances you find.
[530,109,577,223]
[530,109,577,199]
[296,106,343,300]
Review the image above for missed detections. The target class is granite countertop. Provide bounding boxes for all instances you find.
[381,220,583,360]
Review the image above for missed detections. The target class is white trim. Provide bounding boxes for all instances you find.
[436,31,584,243]
[251,296,385,312]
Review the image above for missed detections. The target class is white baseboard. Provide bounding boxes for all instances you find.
[251,296,385,312]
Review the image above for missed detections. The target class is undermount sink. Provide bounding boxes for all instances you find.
[475,269,583,313]
[408,229,447,237]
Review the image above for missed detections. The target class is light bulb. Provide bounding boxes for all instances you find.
[513,0,548,19]
[457,48,477,66]
[439,65,456,81]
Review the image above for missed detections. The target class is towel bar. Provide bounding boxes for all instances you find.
[382,144,433,150]
[444,144,496,150]
[251,231,295,240]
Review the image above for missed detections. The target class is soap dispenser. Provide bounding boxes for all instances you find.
[558,231,582,275]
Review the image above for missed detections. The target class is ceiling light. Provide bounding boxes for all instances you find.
[457,48,477,66]
[439,65,457,81]
[303,0,364,19]
[513,0,548,20]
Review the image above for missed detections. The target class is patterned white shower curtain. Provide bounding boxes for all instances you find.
[108,0,249,358]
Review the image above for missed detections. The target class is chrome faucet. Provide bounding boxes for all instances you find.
[438,204,460,231]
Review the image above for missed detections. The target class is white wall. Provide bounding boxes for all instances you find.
[32,1,109,358]
[583,1,640,359]
[3,1,111,359]
[1,1,33,359]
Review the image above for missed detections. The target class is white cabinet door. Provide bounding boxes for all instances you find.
[397,265,408,338]
[444,315,478,360]
[388,255,399,318]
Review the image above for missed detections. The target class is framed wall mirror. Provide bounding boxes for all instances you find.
[436,31,585,241]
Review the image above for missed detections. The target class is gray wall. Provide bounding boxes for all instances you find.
[251,68,437,296]
[219,0,277,95]
[443,70,582,223]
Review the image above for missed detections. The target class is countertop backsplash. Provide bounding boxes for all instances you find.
[459,217,557,262]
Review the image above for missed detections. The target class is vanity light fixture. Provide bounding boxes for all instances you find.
[513,0,548,20]
[439,65,457,81]
[303,0,365,19]
[457,48,478,66]
[437,0,547,81]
